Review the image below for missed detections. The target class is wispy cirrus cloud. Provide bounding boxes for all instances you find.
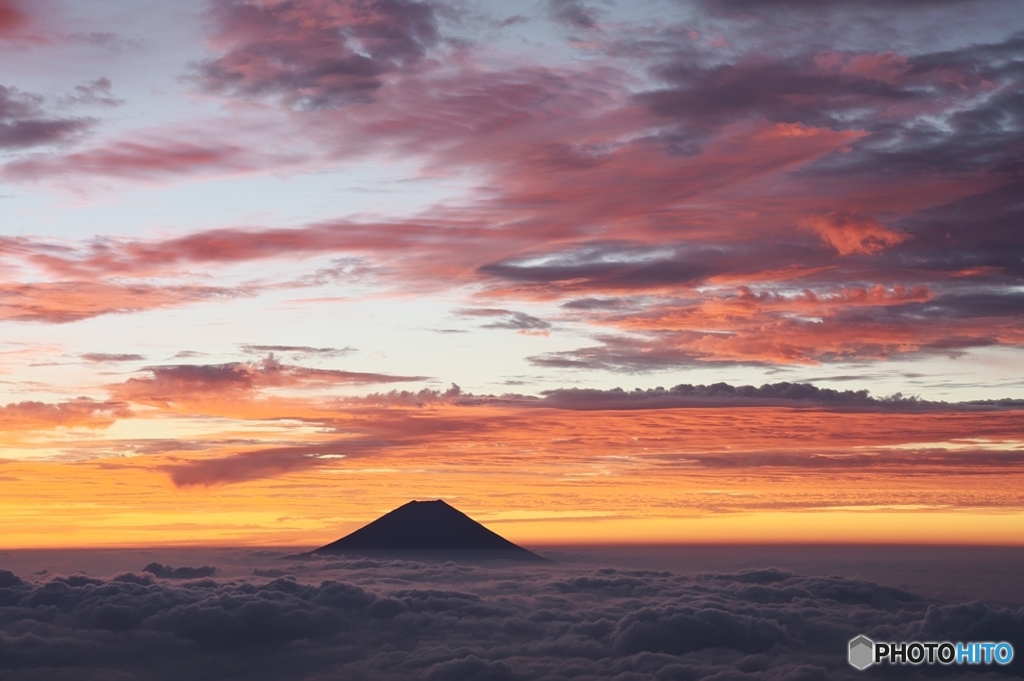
[58,77,124,108]
[238,344,355,358]
[0,280,248,323]
[2,139,252,182]
[457,307,552,333]
[107,356,426,408]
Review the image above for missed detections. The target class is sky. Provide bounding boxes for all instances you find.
[2,0,1024,547]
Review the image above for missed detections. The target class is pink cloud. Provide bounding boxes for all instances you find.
[802,211,910,256]
[534,307,1024,367]
[0,280,247,323]
[2,140,250,182]
[813,51,912,85]
[195,0,439,110]
[0,398,129,431]
[0,0,28,37]
[0,10,1021,374]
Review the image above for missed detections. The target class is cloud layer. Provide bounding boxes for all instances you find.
[0,558,1020,680]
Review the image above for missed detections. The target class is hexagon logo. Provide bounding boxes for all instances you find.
[849,635,874,670]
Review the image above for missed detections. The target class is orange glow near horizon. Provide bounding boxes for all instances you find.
[3,404,1022,549]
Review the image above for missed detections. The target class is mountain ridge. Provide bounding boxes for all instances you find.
[303,500,551,562]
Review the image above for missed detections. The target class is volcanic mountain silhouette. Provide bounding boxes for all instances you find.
[305,500,550,562]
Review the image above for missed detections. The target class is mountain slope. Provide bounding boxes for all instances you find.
[306,500,550,562]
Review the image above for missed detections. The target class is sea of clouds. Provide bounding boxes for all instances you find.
[1,549,1022,680]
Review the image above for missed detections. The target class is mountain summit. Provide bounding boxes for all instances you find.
[306,500,550,562]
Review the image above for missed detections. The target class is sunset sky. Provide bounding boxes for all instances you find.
[2,0,1023,548]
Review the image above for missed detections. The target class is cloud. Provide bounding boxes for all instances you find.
[108,356,426,408]
[632,32,1024,202]
[345,382,469,406]
[65,31,142,51]
[0,398,129,431]
[0,84,93,149]
[143,563,217,579]
[527,311,1024,368]
[81,353,145,363]
[538,382,921,411]
[193,0,440,110]
[548,0,600,29]
[535,274,1024,367]
[111,363,255,405]
[162,442,353,487]
[58,77,124,107]
[146,378,1024,488]
[699,0,995,15]
[458,308,552,332]
[0,563,1019,679]
[802,211,910,256]
[640,58,906,132]
[813,51,911,85]
[1,3,1023,373]
[239,344,356,358]
[0,0,27,37]
[2,140,251,182]
[12,221,439,277]
[479,243,722,292]
[0,280,247,323]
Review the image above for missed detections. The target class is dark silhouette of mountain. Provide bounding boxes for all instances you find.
[304,500,550,562]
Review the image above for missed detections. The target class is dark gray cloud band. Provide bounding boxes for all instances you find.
[0,562,1020,679]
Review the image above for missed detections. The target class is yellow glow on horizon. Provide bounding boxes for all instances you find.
[502,511,1024,546]
[1,457,1022,549]
[2,405,1023,549]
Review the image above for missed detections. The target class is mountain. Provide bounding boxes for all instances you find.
[304,500,550,562]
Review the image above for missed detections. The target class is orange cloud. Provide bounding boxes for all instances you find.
[544,281,1024,366]
[546,314,1024,367]
[802,211,910,256]
[0,280,247,323]
[0,398,129,432]
[2,399,1022,547]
